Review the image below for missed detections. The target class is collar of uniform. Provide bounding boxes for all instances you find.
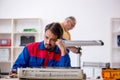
[60,22,67,31]
[38,41,60,53]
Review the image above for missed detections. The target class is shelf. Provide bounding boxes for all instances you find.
[111,18,120,68]
[112,31,120,34]
[13,32,38,34]
[13,46,24,48]
[0,61,11,63]
[0,18,42,73]
[0,33,11,34]
[13,18,41,33]
[0,19,12,33]
[112,18,120,21]
[0,34,11,39]
[0,47,11,49]
[112,46,120,49]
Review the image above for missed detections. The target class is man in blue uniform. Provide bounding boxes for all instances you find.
[9,22,71,77]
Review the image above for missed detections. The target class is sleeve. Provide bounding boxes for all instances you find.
[12,46,30,70]
[59,50,71,67]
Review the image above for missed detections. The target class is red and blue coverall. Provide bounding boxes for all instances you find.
[12,41,71,70]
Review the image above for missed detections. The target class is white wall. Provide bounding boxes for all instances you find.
[0,0,120,67]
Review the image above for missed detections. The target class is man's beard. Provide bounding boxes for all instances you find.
[44,44,54,51]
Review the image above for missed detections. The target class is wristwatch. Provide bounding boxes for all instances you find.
[77,47,82,53]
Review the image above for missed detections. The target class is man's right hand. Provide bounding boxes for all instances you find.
[9,70,17,78]
[56,39,67,56]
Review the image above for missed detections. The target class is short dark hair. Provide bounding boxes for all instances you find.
[45,22,63,39]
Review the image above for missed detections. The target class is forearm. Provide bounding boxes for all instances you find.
[56,39,67,56]
[60,46,67,56]
[59,53,71,67]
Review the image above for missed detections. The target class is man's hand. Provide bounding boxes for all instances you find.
[9,70,17,78]
[68,46,78,53]
[56,39,66,56]
[68,47,82,56]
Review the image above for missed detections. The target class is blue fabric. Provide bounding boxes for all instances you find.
[12,41,71,70]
